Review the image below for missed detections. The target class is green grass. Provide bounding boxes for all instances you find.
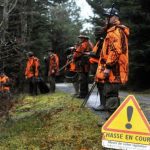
[0,93,102,150]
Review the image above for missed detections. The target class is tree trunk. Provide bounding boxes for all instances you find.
[0,0,18,43]
[2,0,9,42]
[20,0,28,48]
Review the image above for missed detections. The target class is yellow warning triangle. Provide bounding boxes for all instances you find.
[102,95,150,135]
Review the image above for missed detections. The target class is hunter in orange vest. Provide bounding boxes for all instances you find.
[25,52,40,79]
[65,46,79,96]
[87,26,105,76]
[73,35,94,72]
[25,52,40,95]
[0,72,10,92]
[65,47,76,73]
[46,49,59,92]
[83,26,105,111]
[95,14,129,84]
[48,51,59,76]
[73,34,94,98]
[95,8,129,124]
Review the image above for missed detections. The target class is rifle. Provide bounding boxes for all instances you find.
[105,0,115,30]
[58,59,73,73]
[57,50,83,73]
[81,81,97,108]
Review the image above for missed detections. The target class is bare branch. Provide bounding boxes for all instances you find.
[8,0,18,14]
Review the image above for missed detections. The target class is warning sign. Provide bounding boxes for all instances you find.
[102,95,150,150]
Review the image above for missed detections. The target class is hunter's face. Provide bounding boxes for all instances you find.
[105,16,116,25]
[80,38,85,42]
[0,74,4,77]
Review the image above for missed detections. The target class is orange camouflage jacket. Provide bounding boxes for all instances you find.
[25,56,40,78]
[48,54,59,76]
[73,40,94,72]
[89,40,102,64]
[0,75,10,91]
[95,23,129,84]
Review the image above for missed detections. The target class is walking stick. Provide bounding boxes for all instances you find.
[81,81,97,108]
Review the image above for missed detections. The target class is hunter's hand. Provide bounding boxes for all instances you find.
[67,54,73,59]
[83,52,90,55]
[104,68,110,78]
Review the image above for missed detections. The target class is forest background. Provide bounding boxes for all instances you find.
[0,0,150,91]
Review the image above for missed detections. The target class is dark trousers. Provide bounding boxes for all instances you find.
[73,81,79,95]
[49,76,56,93]
[97,83,105,106]
[78,72,89,96]
[28,77,38,95]
[97,82,120,112]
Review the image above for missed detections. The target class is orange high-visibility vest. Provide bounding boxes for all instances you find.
[25,56,40,78]
[0,75,10,91]
[65,60,76,72]
[89,41,101,64]
[73,40,94,58]
[73,40,94,72]
[48,54,59,76]
[69,62,76,72]
[95,24,129,84]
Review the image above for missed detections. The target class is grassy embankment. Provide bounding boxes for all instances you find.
[0,92,103,150]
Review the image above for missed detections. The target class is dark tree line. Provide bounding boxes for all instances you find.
[0,0,82,58]
[0,0,82,90]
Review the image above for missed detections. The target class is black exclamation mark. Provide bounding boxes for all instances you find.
[125,106,133,129]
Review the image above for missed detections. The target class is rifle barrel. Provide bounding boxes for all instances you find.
[58,59,73,72]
